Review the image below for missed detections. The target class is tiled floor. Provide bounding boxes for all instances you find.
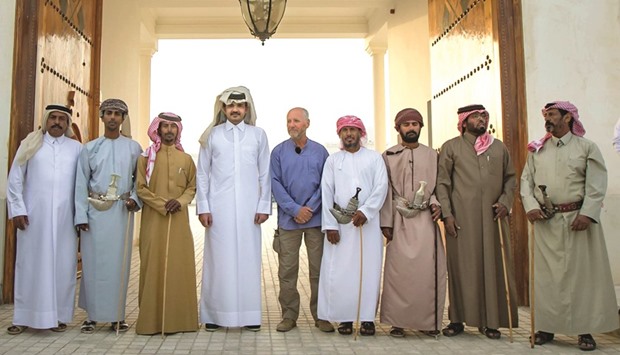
[1,205,619,354]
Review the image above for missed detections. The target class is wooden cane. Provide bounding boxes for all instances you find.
[433,221,439,339]
[529,223,536,349]
[161,213,173,338]
[497,217,513,343]
[116,212,132,336]
[354,226,363,341]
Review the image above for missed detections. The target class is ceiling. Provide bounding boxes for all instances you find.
[138,0,395,40]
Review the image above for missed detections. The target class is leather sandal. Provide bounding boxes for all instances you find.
[110,321,129,332]
[50,323,67,332]
[442,322,464,337]
[479,327,501,339]
[578,334,596,351]
[531,331,554,345]
[389,327,405,338]
[6,325,28,335]
[337,322,353,335]
[420,329,440,337]
[80,320,96,334]
[359,321,375,336]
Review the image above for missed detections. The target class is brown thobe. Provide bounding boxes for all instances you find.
[436,132,518,329]
[521,133,618,334]
[379,143,447,331]
[136,145,198,334]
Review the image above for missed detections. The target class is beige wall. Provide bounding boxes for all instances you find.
[522,0,620,300]
[0,0,17,298]
[101,0,147,148]
[385,0,431,148]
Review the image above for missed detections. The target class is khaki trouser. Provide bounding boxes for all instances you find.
[273,227,324,321]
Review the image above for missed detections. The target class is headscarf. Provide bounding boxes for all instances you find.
[457,104,494,155]
[336,115,367,149]
[14,104,74,166]
[100,98,132,138]
[198,86,258,147]
[142,112,184,186]
[527,101,585,153]
[394,108,424,130]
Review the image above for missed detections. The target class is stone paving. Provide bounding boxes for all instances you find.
[1,205,619,354]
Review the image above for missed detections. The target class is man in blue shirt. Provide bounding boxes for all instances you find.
[271,107,332,332]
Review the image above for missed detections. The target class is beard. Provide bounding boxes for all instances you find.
[342,135,361,150]
[400,131,419,143]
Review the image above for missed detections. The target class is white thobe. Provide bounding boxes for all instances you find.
[318,147,388,322]
[7,133,82,329]
[74,135,142,322]
[196,121,271,327]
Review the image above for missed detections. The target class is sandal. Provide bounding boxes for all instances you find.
[337,322,353,335]
[6,325,28,335]
[442,322,464,337]
[111,321,129,332]
[50,323,67,332]
[578,334,596,351]
[80,320,96,334]
[389,327,405,338]
[531,331,554,345]
[360,321,375,336]
[420,329,440,337]
[479,327,501,339]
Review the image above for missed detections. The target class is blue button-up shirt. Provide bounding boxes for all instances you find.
[270,138,329,230]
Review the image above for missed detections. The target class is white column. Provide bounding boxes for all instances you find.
[138,45,157,148]
[366,44,387,152]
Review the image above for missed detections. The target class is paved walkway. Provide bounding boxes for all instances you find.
[1,205,619,354]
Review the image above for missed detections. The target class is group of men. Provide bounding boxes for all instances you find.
[5,87,618,351]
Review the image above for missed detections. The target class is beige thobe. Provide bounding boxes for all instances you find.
[136,145,198,334]
[379,143,447,330]
[521,132,618,335]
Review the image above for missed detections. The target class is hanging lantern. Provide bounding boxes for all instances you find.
[239,0,287,45]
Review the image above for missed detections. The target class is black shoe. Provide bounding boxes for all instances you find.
[244,325,261,332]
[205,323,221,332]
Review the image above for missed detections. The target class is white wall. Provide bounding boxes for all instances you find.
[522,0,620,301]
[0,0,17,300]
[386,0,431,147]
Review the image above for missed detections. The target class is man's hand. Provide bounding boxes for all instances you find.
[255,213,269,224]
[326,230,340,245]
[294,206,313,224]
[199,213,212,228]
[381,227,393,242]
[444,216,460,238]
[492,202,508,220]
[526,209,546,223]
[430,204,442,221]
[351,210,367,227]
[571,214,592,231]
[13,215,29,231]
[76,223,89,232]
[125,198,138,211]
[164,199,181,214]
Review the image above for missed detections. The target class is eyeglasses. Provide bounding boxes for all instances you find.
[295,146,301,154]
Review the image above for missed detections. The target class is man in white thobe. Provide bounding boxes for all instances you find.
[6,105,82,335]
[318,115,388,336]
[196,86,271,332]
[75,99,142,334]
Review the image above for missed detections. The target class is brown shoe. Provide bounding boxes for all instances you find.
[276,319,296,332]
[315,320,335,332]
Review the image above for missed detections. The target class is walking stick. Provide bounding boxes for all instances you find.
[354,226,363,341]
[497,217,513,343]
[116,211,132,336]
[433,221,439,340]
[161,213,173,338]
[529,223,536,349]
